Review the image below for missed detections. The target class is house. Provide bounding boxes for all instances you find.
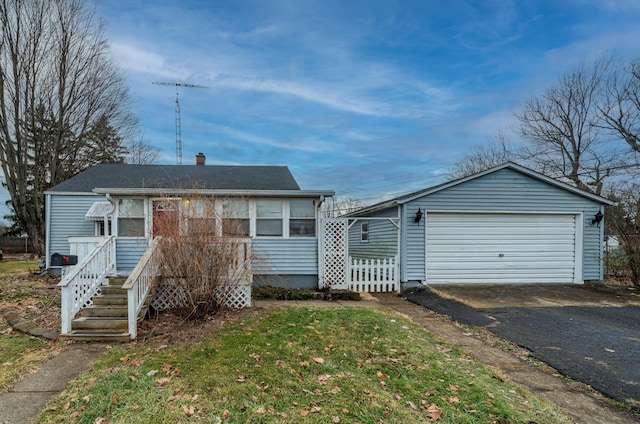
[45,154,334,340]
[345,162,614,286]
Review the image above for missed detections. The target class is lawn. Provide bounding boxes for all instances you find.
[0,258,63,391]
[37,306,571,424]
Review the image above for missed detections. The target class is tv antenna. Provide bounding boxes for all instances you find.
[152,82,208,164]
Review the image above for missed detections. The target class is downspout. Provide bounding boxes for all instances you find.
[45,194,52,268]
[105,194,116,236]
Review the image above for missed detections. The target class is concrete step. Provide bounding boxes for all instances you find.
[71,317,128,331]
[63,331,130,343]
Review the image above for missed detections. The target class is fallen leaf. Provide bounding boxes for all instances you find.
[119,355,129,362]
[94,418,107,424]
[312,357,325,364]
[300,409,309,417]
[407,400,419,410]
[161,363,173,373]
[82,395,92,403]
[376,371,390,380]
[310,406,321,413]
[426,403,442,421]
[237,375,246,382]
[332,416,341,423]
[183,405,195,417]
[155,377,172,385]
[256,406,266,414]
[448,396,460,404]
[147,370,159,376]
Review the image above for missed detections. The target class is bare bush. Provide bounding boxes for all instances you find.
[606,186,640,286]
[154,197,254,319]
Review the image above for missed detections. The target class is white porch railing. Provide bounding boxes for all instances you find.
[122,238,162,340]
[59,236,116,334]
[349,255,400,293]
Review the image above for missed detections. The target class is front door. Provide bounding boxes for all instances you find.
[152,200,179,237]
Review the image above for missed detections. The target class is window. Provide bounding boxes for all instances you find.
[290,200,315,237]
[361,222,369,243]
[257,200,283,236]
[118,199,145,237]
[186,199,216,236]
[222,199,250,236]
[95,220,112,236]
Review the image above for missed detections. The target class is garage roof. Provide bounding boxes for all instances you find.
[348,162,615,216]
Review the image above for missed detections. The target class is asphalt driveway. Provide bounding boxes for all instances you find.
[402,284,640,411]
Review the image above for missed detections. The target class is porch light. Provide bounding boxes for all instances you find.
[414,208,423,224]
[592,210,604,226]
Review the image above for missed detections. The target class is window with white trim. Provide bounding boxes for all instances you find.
[257,199,283,236]
[186,199,216,235]
[222,199,250,236]
[289,200,315,237]
[361,222,369,243]
[118,199,145,237]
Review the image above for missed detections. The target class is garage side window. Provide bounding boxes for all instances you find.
[118,199,145,237]
[361,222,369,243]
[290,200,315,237]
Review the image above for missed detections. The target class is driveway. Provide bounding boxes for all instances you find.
[402,284,640,411]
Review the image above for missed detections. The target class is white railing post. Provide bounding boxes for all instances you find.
[60,285,72,334]
[127,288,137,339]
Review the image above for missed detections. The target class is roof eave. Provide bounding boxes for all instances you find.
[92,188,335,198]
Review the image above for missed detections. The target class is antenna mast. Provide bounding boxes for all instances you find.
[152,82,208,164]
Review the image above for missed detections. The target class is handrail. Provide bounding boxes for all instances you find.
[124,238,162,339]
[58,235,116,334]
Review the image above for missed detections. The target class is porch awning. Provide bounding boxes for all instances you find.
[85,201,114,221]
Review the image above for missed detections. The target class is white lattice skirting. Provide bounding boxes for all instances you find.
[151,278,252,311]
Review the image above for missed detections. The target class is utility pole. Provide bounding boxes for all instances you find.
[152,82,208,165]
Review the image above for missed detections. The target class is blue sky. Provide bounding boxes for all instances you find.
[2,0,640,223]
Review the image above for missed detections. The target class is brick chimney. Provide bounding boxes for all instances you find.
[196,152,206,165]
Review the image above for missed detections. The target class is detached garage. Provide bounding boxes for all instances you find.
[347,162,614,285]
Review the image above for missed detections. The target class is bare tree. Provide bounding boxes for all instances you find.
[448,131,515,179]
[598,58,640,154]
[514,56,622,195]
[605,184,640,286]
[125,135,160,165]
[323,197,364,217]
[0,0,137,254]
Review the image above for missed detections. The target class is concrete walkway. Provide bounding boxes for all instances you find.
[0,345,104,424]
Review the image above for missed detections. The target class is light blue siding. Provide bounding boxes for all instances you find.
[348,208,399,259]
[252,238,318,275]
[400,168,604,282]
[48,194,105,259]
[116,238,149,271]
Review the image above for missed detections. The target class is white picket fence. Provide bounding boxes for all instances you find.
[349,255,399,293]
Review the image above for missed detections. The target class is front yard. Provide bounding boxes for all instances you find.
[1,258,571,423]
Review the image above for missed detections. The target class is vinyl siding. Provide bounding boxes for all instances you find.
[252,238,318,275]
[348,208,399,259]
[401,168,603,281]
[48,194,105,259]
[116,238,149,271]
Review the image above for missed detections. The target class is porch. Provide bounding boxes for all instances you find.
[58,236,252,341]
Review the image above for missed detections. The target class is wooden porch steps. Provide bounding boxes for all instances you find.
[63,277,150,343]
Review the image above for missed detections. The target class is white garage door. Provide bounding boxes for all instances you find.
[426,213,577,284]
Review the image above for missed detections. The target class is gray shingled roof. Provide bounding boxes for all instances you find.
[48,164,301,193]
